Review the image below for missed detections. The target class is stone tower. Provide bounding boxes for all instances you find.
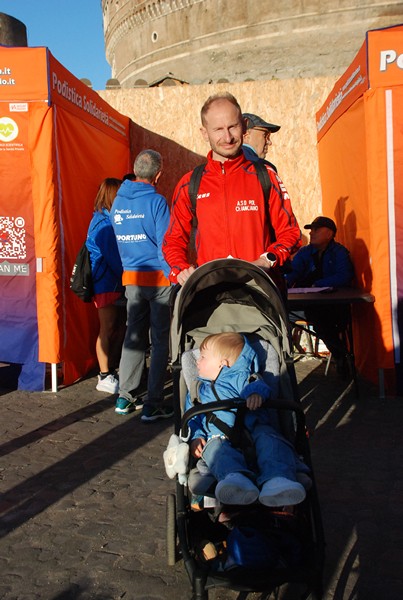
[0,13,27,47]
[102,0,403,87]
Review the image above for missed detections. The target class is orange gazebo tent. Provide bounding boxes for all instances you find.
[0,47,131,390]
[316,24,403,394]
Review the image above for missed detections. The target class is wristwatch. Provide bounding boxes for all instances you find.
[261,252,277,268]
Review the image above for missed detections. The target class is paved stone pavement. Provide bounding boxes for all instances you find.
[1,358,402,600]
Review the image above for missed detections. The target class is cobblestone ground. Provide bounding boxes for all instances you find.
[0,357,402,600]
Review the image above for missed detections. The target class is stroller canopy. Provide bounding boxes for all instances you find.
[170,259,292,363]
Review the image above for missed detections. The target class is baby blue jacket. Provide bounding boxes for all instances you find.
[185,338,272,442]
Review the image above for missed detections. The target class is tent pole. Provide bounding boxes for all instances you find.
[378,368,385,400]
[51,363,58,393]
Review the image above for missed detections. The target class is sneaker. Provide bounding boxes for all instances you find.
[96,374,119,394]
[215,473,259,505]
[259,477,306,507]
[115,396,144,415]
[140,404,174,422]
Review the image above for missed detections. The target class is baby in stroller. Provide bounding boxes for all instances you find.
[186,332,306,507]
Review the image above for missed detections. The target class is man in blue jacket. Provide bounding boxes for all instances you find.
[286,216,355,375]
[242,112,280,173]
[110,149,173,421]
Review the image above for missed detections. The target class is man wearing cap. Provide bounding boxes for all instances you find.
[163,92,301,286]
[286,216,355,374]
[242,112,280,173]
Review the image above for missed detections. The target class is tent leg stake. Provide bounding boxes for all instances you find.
[51,363,58,393]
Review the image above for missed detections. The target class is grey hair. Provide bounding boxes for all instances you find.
[133,149,162,181]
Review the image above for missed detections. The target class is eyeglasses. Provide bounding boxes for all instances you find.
[251,128,272,144]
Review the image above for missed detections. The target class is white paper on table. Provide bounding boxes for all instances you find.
[288,287,334,294]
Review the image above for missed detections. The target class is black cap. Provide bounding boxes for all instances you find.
[304,216,337,234]
[242,112,280,133]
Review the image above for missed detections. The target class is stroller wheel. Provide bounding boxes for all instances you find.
[166,493,177,566]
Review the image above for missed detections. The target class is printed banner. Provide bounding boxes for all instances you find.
[48,53,129,143]
[316,41,368,142]
[367,25,403,88]
[0,46,49,102]
[0,102,45,390]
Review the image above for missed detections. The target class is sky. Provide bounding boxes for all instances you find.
[0,0,111,90]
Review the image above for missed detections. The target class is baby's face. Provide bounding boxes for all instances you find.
[197,345,223,380]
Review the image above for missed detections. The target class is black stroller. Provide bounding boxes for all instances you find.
[166,259,325,599]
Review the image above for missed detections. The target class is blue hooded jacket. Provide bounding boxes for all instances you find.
[185,338,273,442]
[86,208,123,295]
[110,180,170,283]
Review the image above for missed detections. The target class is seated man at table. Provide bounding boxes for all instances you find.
[285,216,355,375]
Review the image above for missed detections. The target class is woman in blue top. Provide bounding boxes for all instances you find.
[86,178,125,393]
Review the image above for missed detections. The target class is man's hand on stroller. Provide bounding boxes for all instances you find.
[178,266,196,286]
[190,436,206,458]
[246,393,264,411]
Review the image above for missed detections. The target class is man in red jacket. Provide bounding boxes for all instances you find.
[162,92,301,286]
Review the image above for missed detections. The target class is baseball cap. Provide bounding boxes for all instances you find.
[242,113,281,133]
[304,216,337,234]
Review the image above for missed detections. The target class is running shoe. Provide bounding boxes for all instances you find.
[115,396,144,415]
[140,404,174,422]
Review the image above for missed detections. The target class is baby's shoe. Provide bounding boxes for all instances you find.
[259,477,306,507]
[297,471,312,490]
[215,473,259,505]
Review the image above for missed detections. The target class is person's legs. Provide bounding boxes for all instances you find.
[109,302,127,373]
[117,286,149,402]
[146,285,171,402]
[305,305,350,377]
[305,305,347,360]
[140,285,174,422]
[95,304,120,393]
[96,304,116,374]
[202,437,252,480]
[252,424,298,486]
[251,424,306,506]
[202,437,259,505]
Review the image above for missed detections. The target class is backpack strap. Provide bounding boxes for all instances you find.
[195,380,249,449]
[188,163,206,262]
[253,160,276,243]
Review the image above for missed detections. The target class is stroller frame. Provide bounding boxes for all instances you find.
[167,259,325,600]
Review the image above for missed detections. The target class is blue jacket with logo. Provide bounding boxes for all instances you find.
[85,208,123,295]
[110,180,170,286]
[285,239,354,289]
[185,338,273,442]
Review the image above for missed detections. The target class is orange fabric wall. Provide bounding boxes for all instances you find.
[46,54,131,385]
[30,103,61,364]
[54,106,130,384]
[316,96,386,380]
[317,25,403,388]
[367,85,403,378]
[363,88,396,371]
